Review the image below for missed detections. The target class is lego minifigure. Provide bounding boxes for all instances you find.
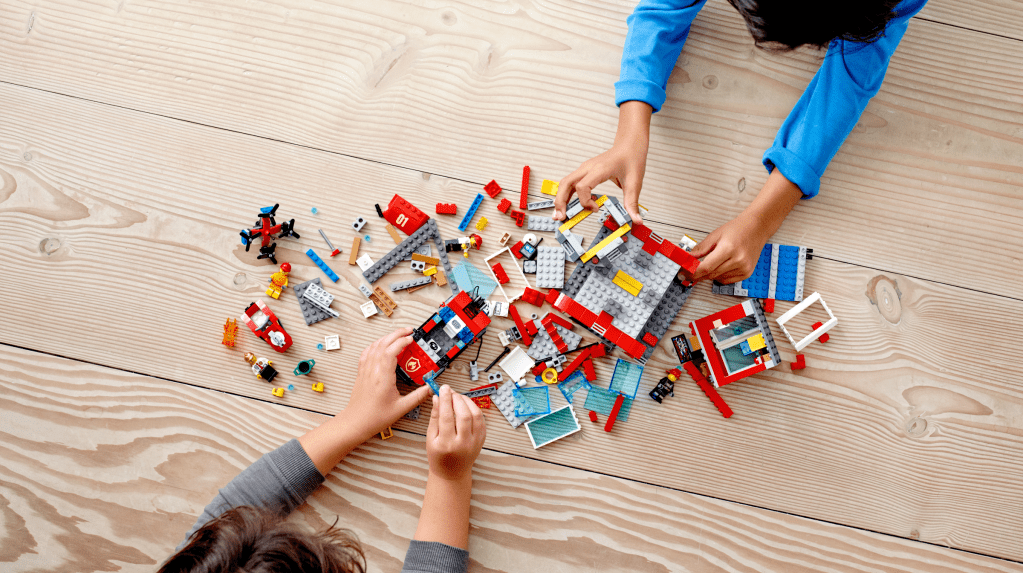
[244,351,279,383]
[649,370,679,403]
[266,263,291,299]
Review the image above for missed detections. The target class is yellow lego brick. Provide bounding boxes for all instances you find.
[311,382,325,392]
[271,387,285,398]
[580,223,631,263]
[745,334,766,351]
[423,266,437,276]
[558,195,608,233]
[475,217,489,231]
[541,179,559,196]
[612,269,643,296]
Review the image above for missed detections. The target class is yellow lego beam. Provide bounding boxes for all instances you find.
[612,269,643,296]
[558,195,608,233]
[580,223,631,263]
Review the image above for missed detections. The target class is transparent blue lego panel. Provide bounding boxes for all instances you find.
[557,370,592,403]
[513,386,551,417]
[608,359,644,399]
[526,406,581,448]
[583,386,633,422]
[721,345,758,375]
[452,261,497,299]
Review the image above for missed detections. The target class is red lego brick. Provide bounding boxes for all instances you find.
[762,298,775,313]
[491,263,509,284]
[446,345,461,359]
[695,376,733,418]
[553,294,572,314]
[520,287,544,307]
[582,358,596,381]
[532,362,547,376]
[812,322,831,343]
[422,317,438,333]
[604,394,625,432]
[510,210,525,227]
[588,410,598,423]
[790,354,806,370]
[559,348,591,381]
[382,194,428,235]
[497,198,512,214]
[604,217,619,231]
[589,343,606,359]
[546,313,574,331]
[508,305,532,346]
[642,332,659,347]
[594,311,614,333]
[520,165,530,209]
[545,288,561,305]
[630,223,652,242]
[510,240,524,258]
[484,179,502,198]
[618,335,646,360]
[525,320,539,336]
[435,203,457,215]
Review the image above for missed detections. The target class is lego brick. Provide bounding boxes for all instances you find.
[301,282,339,318]
[491,262,509,284]
[352,217,367,232]
[499,346,534,382]
[356,254,374,271]
[528,216,559,232]
[293,278,335,325]
[484,179,502,198]
[360,300,378,318]
[493,380,532,428]
[604,394,624,432]
[349,236,361,265]
[382,194,429,235]
[612,269,643,296]
[791,354,806,370]
[540,179,559,196]
[306,249,339,282]
[535,246,566,289]
[458,193,485,232]
[499,232,511,246]
[775,292,838,351]
[526,322,581,361]
[475,217,489,231]
[525,406,581,449]
[391,276,433,291]
[812,322,831,343]
[519,165,530,209]
[497,198,511,214]
[520,287,544,307]
[582,358,596,381]
[323,335,341,351]
[436,203,457,215]
[508,305,532,346]
[412,253,440,266]
[510,210,526,227]
[523,260,537,274]
[609,359,644,399]
[588,410,598,423]
[583,386,633,422]
[385,224,402,244]
[642,332,658,347]
[527,199,555,210]
[513,386,551,416]
[763,298,776,313]
[581,224,631,263]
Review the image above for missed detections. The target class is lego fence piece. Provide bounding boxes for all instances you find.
[774,291,838,351]
[525,405,581,449]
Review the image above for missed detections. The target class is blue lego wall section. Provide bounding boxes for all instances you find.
[458,193,485,232]
[774,245,802,301]
[740,246,773,299]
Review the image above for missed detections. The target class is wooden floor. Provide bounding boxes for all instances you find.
[1,0,1020,571]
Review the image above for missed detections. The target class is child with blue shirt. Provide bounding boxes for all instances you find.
[554,0,929,284]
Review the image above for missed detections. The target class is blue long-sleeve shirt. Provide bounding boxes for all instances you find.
[615,0,929,198]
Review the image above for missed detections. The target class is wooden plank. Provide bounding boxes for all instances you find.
[1,82,1022,559]
[0,0,1019,293]
[923,0,1023,41]
[3,344,1021,573]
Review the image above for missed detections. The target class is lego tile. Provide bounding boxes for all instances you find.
[535,246,566,289]
[525,406,581,449]
[583,386,633,422]
[499,346,533,382]
[528,216,559,232]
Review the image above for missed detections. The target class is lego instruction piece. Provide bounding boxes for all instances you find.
[775,291,838,351]
[525,405,581,449]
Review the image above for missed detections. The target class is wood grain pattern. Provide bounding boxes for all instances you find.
[2,81,1022,559]
[3,344,1022,573]
[0,0,1019,293]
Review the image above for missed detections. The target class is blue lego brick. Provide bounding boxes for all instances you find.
[513,386,551,417]
[557,370,591,403]
[452,261,498,299]
[457,328,473,344]
[739,340,754,355]
[525,406,581,449]
[583,386,633,422]
[423,370,441,396]
[305,248,339,282]
[608,358,644,399]
[439,306,455,322]
[739,245,773,299]
[774,245,801,301]
[458,193,485,232]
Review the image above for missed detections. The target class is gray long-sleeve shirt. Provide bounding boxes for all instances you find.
[176,439,469,573]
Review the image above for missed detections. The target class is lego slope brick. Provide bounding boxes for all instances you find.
[382,194,429,235]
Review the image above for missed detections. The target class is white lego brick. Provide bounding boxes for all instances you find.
[360,300,378,318]
[356,253,374,271]
[323,335,341,350]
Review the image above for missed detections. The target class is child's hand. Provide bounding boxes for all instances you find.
[690,212,771,284]
[341,327,432,444]
[554,101,652,225]
[425,385,486,483]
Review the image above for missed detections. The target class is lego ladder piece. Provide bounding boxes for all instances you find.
[525,405,581,449]
[774,292,838,351]
[370,287,397,317]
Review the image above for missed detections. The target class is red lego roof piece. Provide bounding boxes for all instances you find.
[564,299,598,328]
[620,336,647,360]
[604,394,624,432]
[484,180,502,198]
[508,304,532,346]
[594,311,614,333]
[558,347,591,381]
[582,358,596,381]
[545,288,561,305]
[382,194,428,235]
[642,331,659,347]
[520,166,530,209]
[497,198,512,214]
[546,312,574,331]
[630,223,653,242]
[510,241,524,258]
[642,239,660,255]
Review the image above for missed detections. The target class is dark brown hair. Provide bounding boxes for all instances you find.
[726,0,902,51]
[159,506,366,573]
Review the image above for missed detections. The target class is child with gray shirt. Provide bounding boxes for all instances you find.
[159,327,486,573]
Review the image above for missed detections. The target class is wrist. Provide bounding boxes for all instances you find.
[615,101,652,144]
[427,470,473,490]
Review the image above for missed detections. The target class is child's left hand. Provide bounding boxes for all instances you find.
[339,327,432,444]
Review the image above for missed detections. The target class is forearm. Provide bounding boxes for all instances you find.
[616,101,653,146]
[414,474,473,549]
[742,169,803,239]
[298,412,365,476]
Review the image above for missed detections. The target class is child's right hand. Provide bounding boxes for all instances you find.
[425,385,486,482]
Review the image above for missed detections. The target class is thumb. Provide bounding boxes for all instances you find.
[689,236,715,259]
[397,384,432,416]
[623,179,643,225]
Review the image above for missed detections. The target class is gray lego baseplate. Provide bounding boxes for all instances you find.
[493,379,531,428]
[293,278,336,326]
[362,219,456,295]
[535,246,566,289]
[528,216,559,233]
[526,322,582,361]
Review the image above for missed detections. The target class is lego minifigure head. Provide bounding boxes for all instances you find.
[244,352,257,365]
[470,234,482,249]
[280,262,292,273]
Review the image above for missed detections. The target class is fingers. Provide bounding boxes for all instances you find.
[689,235,716,260]
[438,385,456,440]
[385,334,415,357]
[470,399,485,440]
[451,393,474,437]
[397,383,432,416]
[379,327,413,352]
[554,169,585,221]
[573,171,606,212]
[427,395,440,440]
[693,246,730,283]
